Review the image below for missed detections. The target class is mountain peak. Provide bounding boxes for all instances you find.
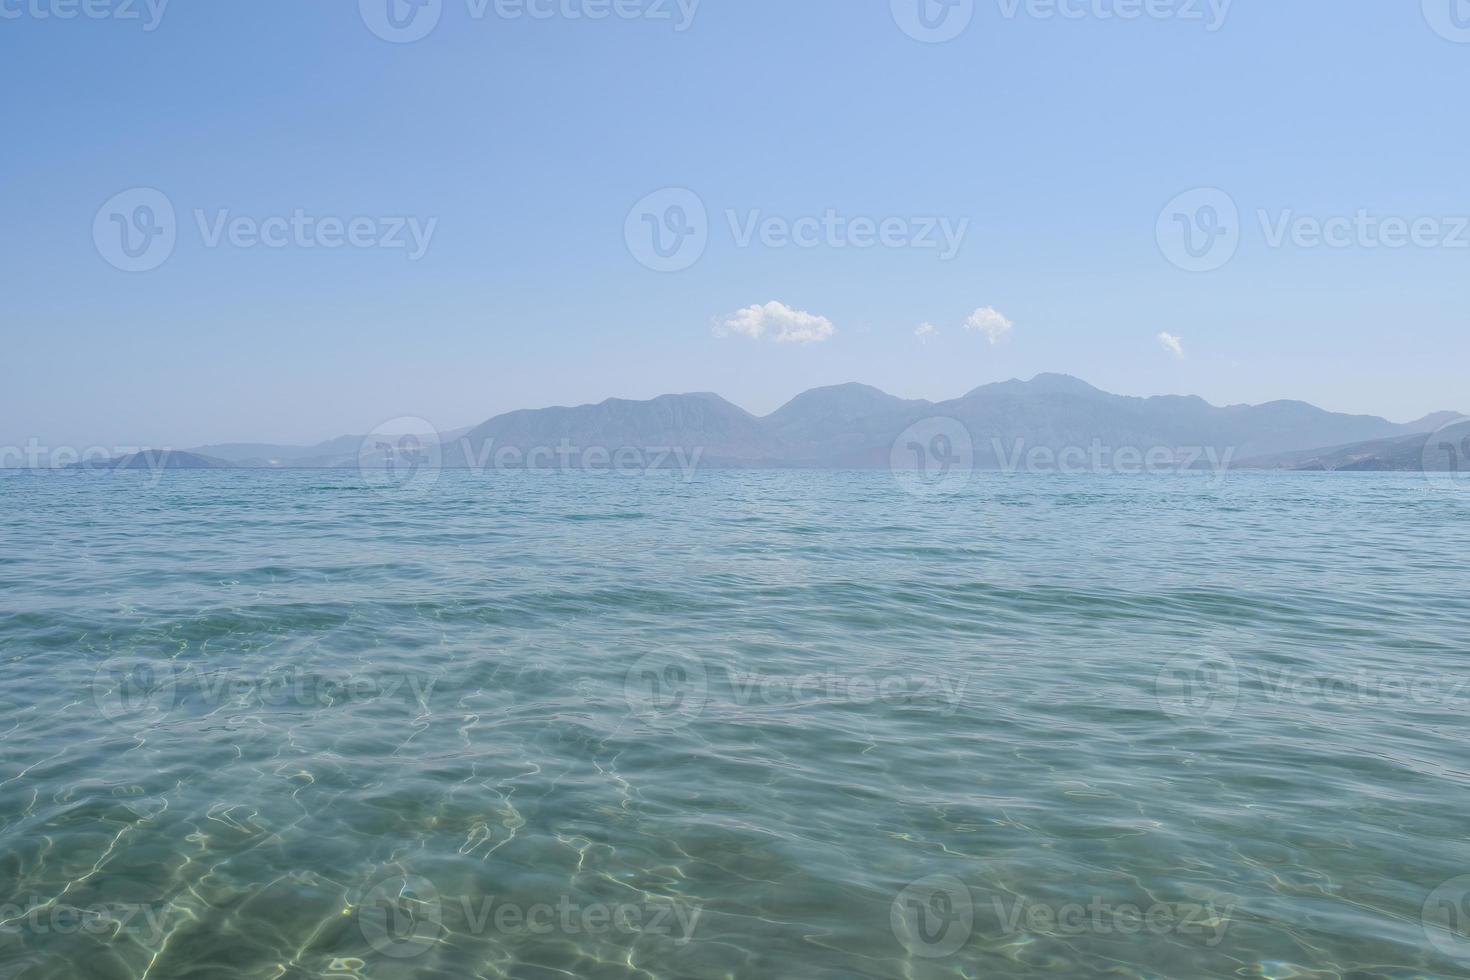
[1026,373,1102,393]
[766,383,922,425]
[1403,410,1466,433]
[963,373,1102,399]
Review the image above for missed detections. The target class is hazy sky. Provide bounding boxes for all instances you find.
[4,0,1468,448]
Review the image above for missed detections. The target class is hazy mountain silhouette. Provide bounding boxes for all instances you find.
[175,375,1460,471]
[187,435,365,468]
[764,383,934,465]
[441,392,780,468]
[1238,418,1470,472]
[72,450,234,470]
[933,374,1451,465]
[187,428,470,469]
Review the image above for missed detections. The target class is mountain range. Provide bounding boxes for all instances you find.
[122,374,1462,473]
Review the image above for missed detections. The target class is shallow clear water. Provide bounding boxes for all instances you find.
[1,470,1468,979]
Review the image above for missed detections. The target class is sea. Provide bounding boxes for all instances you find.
[1,469,1467,979]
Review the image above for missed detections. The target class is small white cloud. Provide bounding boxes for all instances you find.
[714,301,836,344]
[965,306,1013,345]
[914,322,938,343]
[1157,332,1185,359]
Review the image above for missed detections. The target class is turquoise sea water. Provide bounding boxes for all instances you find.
[1,470,1468,979]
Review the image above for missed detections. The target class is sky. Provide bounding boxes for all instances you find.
[4,0,1468,449]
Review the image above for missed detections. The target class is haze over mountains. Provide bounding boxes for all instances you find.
[1242,420,1470,472]
[126,374,1463,473]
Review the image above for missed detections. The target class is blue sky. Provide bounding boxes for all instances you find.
[4,0,1468,447]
